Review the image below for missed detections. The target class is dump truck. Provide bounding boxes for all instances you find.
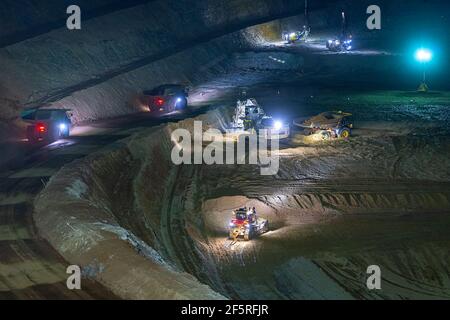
[294,111,353,140]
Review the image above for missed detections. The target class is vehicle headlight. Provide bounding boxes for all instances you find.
[289,33,296,38]
[274,120,283,130]
[176,97,182,103]
[59,123,67,131]
[335,40,340,45]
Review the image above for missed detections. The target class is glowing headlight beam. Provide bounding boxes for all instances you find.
[274,121,283,130]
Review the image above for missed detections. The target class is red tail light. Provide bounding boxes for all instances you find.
[155,97,165,106]
[37,123,46,133]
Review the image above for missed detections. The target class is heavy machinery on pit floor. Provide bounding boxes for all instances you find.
[228,207,269,241]
[326,11,353,52]
[293,111,353,140]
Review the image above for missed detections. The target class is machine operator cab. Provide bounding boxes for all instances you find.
[234,208,247,221]
[233,207,257,223]
[243,101,264,131]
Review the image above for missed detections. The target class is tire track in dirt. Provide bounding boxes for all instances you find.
[0,176,117,299]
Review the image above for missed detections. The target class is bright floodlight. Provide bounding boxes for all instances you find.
[415,48,432,63]
[274,120,283,130]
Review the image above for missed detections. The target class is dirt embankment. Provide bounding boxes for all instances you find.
[34,105,450,299]
[192,118,450,299]
[33,108,232,299]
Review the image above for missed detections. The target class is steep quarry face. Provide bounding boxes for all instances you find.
[0,0,314,136]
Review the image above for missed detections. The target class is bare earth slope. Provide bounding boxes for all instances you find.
[34,106,450,299]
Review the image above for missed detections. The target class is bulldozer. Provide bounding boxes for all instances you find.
[228,207,269,241]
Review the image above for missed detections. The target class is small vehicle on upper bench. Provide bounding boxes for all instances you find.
[21,108,72,143]
[142,84,188,115]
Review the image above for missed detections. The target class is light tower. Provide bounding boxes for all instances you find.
[415,48,432,92]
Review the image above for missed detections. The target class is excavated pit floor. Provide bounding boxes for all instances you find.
[26,86,450,299]
[164,110,450,299]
